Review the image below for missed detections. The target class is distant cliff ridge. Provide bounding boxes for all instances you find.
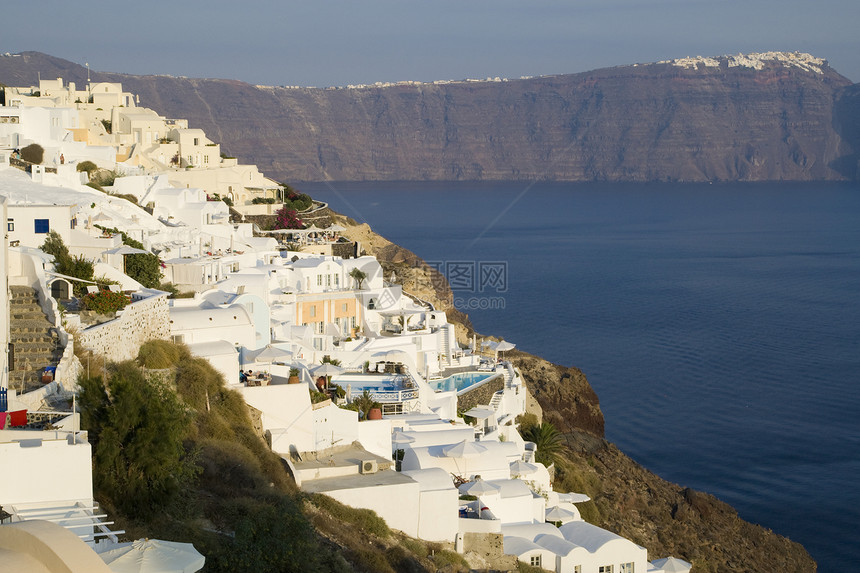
[2,51,859,182]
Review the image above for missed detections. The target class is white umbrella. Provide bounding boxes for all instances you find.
[254,344,293,363]
[326,224,346,232]
[102,245,150,256]
[459,477,500,497]
[372,349,411,362]
[464,407,496,420]
[545,506,578,524]
[442,440,487,458]
[313,363,344,378]
[509,460,539,477]
[99,538,205,573]
[651,557,692,573]
[561,492,591,504]
[494,340,515,360]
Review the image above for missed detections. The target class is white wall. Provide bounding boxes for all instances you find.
[356,418,393,459]
[313,403,358,453]
[0,433,93,507]
[401,469,459,542]
[324,480,420,538]
[7,204,74,249]
[240,384,314,455]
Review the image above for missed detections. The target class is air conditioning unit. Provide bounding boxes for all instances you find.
[359,459,379,474]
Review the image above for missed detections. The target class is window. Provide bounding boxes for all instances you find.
[529,556,541,568]
[599,566,614,573]
[620,564,634,573]
[7,219,13,232]
[315,321,325,334]
[326,274,331,287]
[341,303,348,312]
[203,156,209,164]
[309,306,316,318]
[193,137,199,145]
[334,275,339,287]
[34,219,50,234]
[317,275,323,287]
[574,567,581,573]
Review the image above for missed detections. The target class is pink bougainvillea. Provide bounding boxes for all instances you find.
[275,206,304,230]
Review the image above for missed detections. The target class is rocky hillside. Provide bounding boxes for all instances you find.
[2,51,858,183]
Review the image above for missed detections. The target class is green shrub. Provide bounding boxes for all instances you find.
[80,289,131,314]
[40,230,69,260]
[91,169,120,187]
[115,193,138,204]
[204,495,325,573]
[251,197,277,204]
[20,143,44,164]
[399,537,429,559]
[78,363,198,518]
[158,282,195,298]
[76,160,98,174]
[307,494,390,538]
[96,225,162,288]
[309,389,329,404]
[137,339,190,369]
[428,546,469,570]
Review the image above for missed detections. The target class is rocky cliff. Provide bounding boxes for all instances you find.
[2,51,858,183]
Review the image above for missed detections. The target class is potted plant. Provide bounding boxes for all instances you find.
[289,368,300,384]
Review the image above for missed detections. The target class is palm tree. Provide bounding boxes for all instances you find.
[521,422,564,466]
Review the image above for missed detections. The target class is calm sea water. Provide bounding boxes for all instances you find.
[304,180,860,572]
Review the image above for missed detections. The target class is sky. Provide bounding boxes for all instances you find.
[4,0,859,86]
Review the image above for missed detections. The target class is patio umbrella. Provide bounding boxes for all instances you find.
[459,477,501,497]
[464,407,496,420]
[102,245,152,274]
[494,340,515,360]
[561,492,591,504]
[99,538,205,573]
[254,344,293,363]
[442,440,487,458]
[313,363,344,378]
[509,460,539,477]
[327,224,346,232]
[102,245,150,256]
[545,506,578,524]
[313,363,344,389]
[651,557,692,573]
[373,349,410,362]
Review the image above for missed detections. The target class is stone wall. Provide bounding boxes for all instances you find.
[462,532,517,571]
[457,376,503,412]
[78,293,169,362]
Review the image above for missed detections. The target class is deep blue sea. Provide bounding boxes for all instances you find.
[304,180,860,572]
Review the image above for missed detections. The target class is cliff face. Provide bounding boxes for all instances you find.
[2,51,857,183]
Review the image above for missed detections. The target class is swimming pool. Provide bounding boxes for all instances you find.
[429,371,497,393]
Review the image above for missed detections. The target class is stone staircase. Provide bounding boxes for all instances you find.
[8,286,62,393]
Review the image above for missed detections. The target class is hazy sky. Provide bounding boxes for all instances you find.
[5,0,859,86]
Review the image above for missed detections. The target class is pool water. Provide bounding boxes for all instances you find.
[430,371,494,393]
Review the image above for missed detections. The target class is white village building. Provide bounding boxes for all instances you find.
[0,78,689,573]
